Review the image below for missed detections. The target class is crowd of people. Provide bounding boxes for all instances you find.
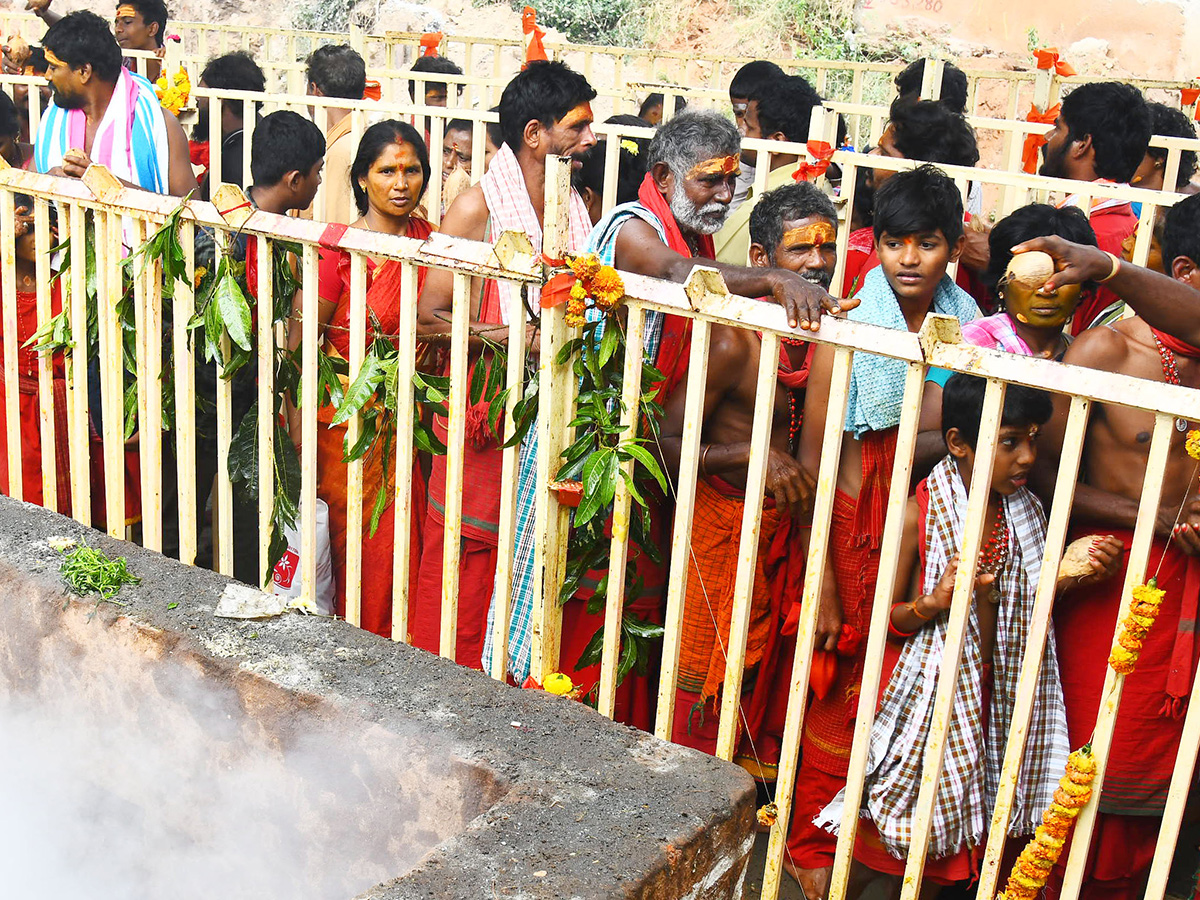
[1,3,1200,897]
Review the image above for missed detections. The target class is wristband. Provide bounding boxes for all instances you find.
[1098,251,1122,283]
[910,598,934,621]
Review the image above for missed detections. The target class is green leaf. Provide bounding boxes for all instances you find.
[487,386,511,438]
[214,266,253,352]
[623,614,664,639]
[122,380,138,441]
[331,354,384,426]
[368,482,389,537]
[226,400,259,497]
[598,323,619,369]
[620,441,669,494]
[573,625,605,672]
[468,355,486,406]
[342,412,379,462]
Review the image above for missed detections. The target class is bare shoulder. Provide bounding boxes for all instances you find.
[1064,319,1138,371]
[439,184,489,241]
[706,323,757,385]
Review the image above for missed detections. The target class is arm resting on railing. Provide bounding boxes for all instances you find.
[1015,234,1200,347]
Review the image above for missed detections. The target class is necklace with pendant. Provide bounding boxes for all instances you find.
[978,505,1009,605]
[1153,332,1192,432]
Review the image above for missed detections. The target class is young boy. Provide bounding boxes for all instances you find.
[825,374,1121,894]
[787,164,981,893]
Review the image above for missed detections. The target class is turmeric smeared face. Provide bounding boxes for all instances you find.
[114,4,156,51]
[43,48,86,110]
[1002,278,1082,331]
[360,141,425,220]
[544,102,597,170]
[772,217,837,289]
[669,153,739,235]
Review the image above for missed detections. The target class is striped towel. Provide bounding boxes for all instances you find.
[35,67,169,195]
[844,266,978,437]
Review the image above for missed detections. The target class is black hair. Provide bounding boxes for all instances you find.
[1145,101,1198,191]
[349,119,431,216]
[119,0,168,46]
[729,60,785,100]
[888,96,980,169]
[637,92,686,118]
[444,118,472,136]
[251,110,325,187]
[408,55,463,101]
[485,105,503,151]
[571,134,647,206]
[748,181,837,259]
[984,203,1098,302]
[305,44,366,100]
[0,91,18,139]
[893,59,968,115]
[873,163,964,244]
[754,74,821,142]
[942,373,1052,448]
[200,50,265,119]
[1162,192,1200,274]
[852,163,874,229]
[497,60,596,151]
[43,11,123,83]
[1060,81,1151,183]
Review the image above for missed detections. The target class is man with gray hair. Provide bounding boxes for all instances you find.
[656,178,837,760]
[587,109,844,402]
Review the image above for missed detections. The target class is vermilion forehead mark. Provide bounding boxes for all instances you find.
[115,5,138,17]
[783,223,836,246]
[686,155,740,180]
[558,103,594,129]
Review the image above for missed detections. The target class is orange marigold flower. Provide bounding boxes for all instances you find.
[1109,644,1138,674]
[1187,428,1200,460]
[569,253,602,280]
[590,265,624,296]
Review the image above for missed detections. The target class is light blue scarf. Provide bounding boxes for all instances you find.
[843,266,979,437]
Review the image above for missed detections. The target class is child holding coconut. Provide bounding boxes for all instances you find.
[816,374,1121,895]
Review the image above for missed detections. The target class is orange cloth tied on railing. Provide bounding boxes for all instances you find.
[1021,103,1061,174]
[522,6,548,68]
[362,79,381,101]
[792,140,834,182]
[419,31,442,57]
[1182,85,1200,120]
[1033,47,1076,77]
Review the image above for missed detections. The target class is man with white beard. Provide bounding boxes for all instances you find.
[586,109,841,402]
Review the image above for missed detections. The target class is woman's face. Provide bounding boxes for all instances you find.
[1002,277,1083,332]
[359,141,424,220]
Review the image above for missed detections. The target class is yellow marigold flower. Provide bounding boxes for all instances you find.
[1058,777,1092,798]
[1109,645,1138,674]
[1130,600,1160,617]
[193,265,208,287]
[756,802,778,827]
[544,672,574,695]
[1010,872,1044,890]
[1003,886,1038,900]
[590,265,624,296]
[1033,826,1065,850]
[1132,581,1166,606]
[1015,856,1050,881]
[620,139,640,156]
[1187,429,1200,460]
[174,67,190,87]
[569,280,587,301]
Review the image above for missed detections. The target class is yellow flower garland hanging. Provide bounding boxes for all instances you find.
[155,67,191,116]
[997,746,1097,900]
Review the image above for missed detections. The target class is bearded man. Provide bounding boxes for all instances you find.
[35,10,195,197]
[413,60,597,669]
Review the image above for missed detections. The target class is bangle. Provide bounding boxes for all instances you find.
[888,604,918,638]
[909,598,934,620]
[1099,251,1122,283]
[699,444,711,476]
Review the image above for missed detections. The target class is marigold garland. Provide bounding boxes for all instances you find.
[1107,579,1165,674]
[997,747,1096,900]
[565,253,625,327]
[155,67,191,116]
[1187,429,1200,461]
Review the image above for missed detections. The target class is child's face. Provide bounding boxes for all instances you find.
[956,423,1040,496]
[1002,279,1082,332]
[876,229,962,304]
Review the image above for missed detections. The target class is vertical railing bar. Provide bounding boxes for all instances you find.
[0,187,20,502]
[489,282,530,680]
[173,218,197,563]
[344,250,368,627]
[255,233,275,589]
[299,244,320,603]
[714,330,781,758]
[826,361,926,900]
[600,135,621,215]
[761,344,853,900]
[653,318,711,739]
[390,261,420,641]
[130,218,152,548]
[213,225,234,576]
[596,303,645,717]
[897,378,1007,898]
[438,270,472,659]
[33,197,55,510]
[143,216,165,551]
[66,203,91,526]
[1058,412,1177,900]
[100,210,124,537]
[975,394,1090,899]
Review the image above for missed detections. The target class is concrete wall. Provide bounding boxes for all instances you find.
[0,497,756,899]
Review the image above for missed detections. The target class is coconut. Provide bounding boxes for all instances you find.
[5,35,30,69]
[1005,250,1056,289]
[1058,534,1106,579]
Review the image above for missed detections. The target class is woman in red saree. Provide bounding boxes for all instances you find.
[309,120,435,637]
[0,196,70,512]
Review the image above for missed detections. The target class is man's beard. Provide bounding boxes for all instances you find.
[1040,140,1067,178]
[51,86,84,110]
[669,190,729,236]
[194,106,210,140]
[799,268,832,290]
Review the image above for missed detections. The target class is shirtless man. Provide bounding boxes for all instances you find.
[656,180,837,763]
[1016,192,1200,899]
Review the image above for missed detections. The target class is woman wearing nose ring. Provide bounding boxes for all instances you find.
[311,119,435,638]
